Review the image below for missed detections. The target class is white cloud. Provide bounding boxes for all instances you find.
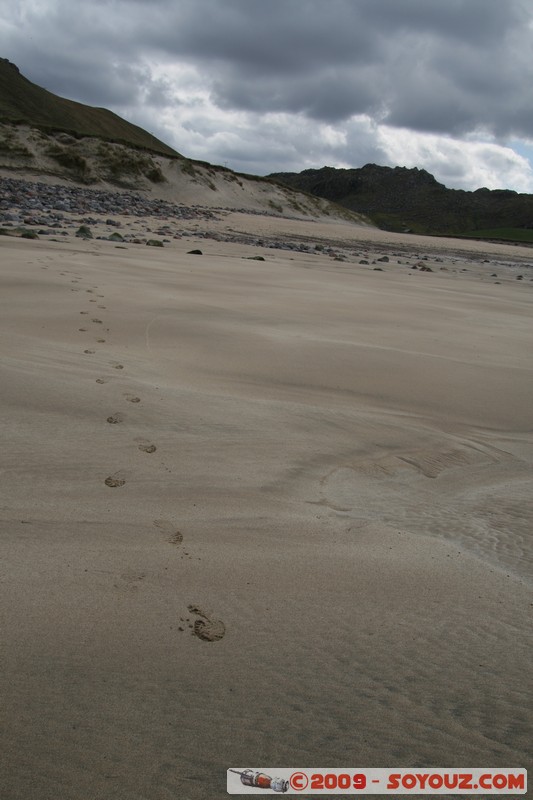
[136,89,533,193]
[377,127,533,191]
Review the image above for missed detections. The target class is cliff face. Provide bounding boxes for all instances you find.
[269,164,533,235]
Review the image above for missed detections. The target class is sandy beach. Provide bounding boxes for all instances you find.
[1,210,532,799]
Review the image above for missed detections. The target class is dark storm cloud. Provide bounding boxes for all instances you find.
[212,66,383,121]
[143,0,380,72]
[128,0,533,137]
[356,0,517,44]
[2,0,532,137]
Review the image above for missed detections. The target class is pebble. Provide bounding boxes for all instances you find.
[0,176,219,223]
[2,177,533,279]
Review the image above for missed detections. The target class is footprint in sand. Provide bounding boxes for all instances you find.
[83,349,95,354]
[107,412,124,424]
[124,395,141,403]
[79,328,87,332]
[80,311,88,315]
[187,605,226,642]
[138,443,157,453]
[96,378,107,384]
[96,338,106,343]
[92,318,103,324]
[153,519,183,544]
[110,362,124,370]
[105,475,126,488]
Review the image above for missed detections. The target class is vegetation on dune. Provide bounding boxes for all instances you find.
[180,159,197,178]
[0,117,168,186]
[45,143,91,181]
[145,165,165,183]
[0,127,32,157]
[95,142,165,183]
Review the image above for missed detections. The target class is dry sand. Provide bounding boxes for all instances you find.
[1,212,532,799]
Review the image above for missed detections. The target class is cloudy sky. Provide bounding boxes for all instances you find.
[2,0,533,191]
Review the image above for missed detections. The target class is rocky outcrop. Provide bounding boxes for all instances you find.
[269,164,533,236]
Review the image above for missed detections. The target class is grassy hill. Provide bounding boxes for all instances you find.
[0,58,178,157]
[269,164,533,241]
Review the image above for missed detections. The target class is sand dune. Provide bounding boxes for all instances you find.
[1,214,532,799]
[0,123,366,222]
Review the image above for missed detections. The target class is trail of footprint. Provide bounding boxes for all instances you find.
[187,605,226,642]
